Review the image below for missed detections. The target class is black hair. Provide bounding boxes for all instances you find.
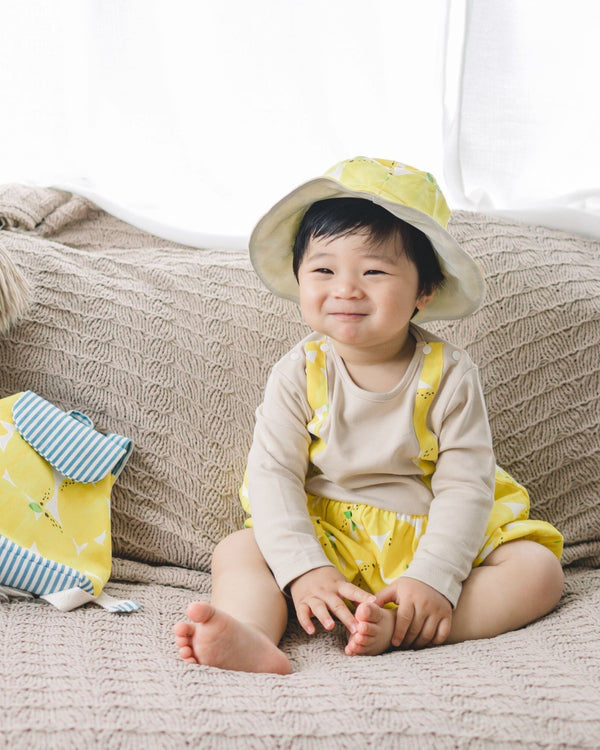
[292,198,445,297]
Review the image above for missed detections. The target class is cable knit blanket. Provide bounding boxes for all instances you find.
[0,185,598,749]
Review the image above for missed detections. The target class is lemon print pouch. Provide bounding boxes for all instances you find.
[0,391,140,612]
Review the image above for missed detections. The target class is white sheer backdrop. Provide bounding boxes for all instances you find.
[444,0,600,237]
[1,0,599,247]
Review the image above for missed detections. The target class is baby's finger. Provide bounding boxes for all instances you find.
[399,613,426,649]
[309,599,336,631]
[338,581,375,606]
[295,602,317,635]
[392,601,415,648]
[411,615,439,650]
[433,615,452,645]
[327,596,359,634]
[373,584,395,607]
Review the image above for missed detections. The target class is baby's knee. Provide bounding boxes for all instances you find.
[517,541,564,611]
[211,529,261,573]
[537,545,564,608]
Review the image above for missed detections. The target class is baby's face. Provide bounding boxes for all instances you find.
[297,230,433,361]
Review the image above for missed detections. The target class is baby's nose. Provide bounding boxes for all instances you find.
[333,275,363,298]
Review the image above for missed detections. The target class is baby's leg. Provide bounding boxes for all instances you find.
[448,539,564,643]
[346,539,563,655]
[173,529,291,674]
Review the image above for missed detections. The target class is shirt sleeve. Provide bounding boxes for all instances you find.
[246,359,334,590]
[402,364,496,606]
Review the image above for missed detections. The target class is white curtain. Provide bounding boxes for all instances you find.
[444,0,600,237]
[1,0,599,247]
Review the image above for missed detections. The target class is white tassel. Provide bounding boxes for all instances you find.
[0,243,30,333]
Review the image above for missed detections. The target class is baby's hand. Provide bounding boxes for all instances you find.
[374,577,452,649]
[290,566,375,636]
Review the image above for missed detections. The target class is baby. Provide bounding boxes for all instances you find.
[174,157,563,674]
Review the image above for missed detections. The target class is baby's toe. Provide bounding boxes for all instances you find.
[178,644,195,661]
[173,621,194,638]
[355,600,383,624]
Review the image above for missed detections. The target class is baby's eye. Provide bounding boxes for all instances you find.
[364,269,386,276]
[314,268,333,274]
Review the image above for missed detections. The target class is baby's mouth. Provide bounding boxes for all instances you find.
[330,310,367,318]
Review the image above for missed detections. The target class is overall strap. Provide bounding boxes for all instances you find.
[304,337,445,487]
[412,342,444,489]
[241,338,329,518]
[305,338,329,459]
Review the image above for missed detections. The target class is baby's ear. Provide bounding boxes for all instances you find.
[415,289,435,312]
[0,244,31,334]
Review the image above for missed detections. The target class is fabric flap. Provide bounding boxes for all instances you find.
[12,391,133,483]
[41,588,141,613]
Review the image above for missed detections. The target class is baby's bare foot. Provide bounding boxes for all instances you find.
[345,601,396,656]
[173,602,291,675]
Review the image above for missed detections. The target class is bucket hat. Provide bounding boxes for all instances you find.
[249,156,485,323]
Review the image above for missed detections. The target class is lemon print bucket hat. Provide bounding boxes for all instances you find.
[249,156,485,323]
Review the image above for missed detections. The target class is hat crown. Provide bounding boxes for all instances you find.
[323,157,451,229]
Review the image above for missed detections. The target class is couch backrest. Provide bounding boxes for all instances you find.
[0,186,597,571]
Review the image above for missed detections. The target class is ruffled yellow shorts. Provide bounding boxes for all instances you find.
[305,467,563,595]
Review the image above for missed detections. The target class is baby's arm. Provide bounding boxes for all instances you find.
[374,577,452,649]
[247,354,338,593]
[374,364,495,648]
[401,366,496,609]
[290,565,375,636]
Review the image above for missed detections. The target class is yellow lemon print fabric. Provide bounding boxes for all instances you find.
[0,392,136,610]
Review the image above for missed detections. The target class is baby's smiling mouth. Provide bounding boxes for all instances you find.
[329,309,368,318]
[330,311,366,318]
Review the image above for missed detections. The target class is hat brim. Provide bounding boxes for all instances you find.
[249,177,485,323]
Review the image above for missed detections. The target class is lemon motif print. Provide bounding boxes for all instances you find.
[0,392,133,605]
[305,340,329,459]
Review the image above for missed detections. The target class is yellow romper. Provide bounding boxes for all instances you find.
[241,339,563,596]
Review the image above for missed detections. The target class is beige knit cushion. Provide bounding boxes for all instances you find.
[0,185,308,572]
[0,186,597,571]
[434,212,600,566]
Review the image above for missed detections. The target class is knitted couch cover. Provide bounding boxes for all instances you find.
[0,185,598,749]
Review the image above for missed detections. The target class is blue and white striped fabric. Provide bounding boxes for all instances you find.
[0,536,142,611]
[96,594,142,613]
[0,534,95,596]
[12,391,132,483]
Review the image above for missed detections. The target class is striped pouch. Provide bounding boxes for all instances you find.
[0,391,139,612]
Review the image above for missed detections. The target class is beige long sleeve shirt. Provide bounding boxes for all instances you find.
[246,325,496,605]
